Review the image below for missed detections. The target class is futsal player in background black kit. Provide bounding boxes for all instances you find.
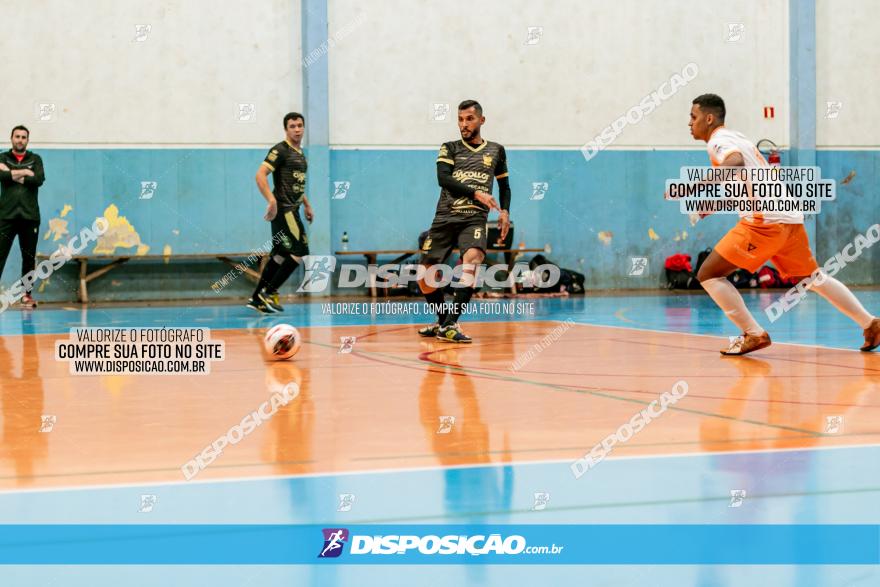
[248,112,313,313]
[418,100,511,343]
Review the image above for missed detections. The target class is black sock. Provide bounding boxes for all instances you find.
[423,288,446,324]
[267,257,299,293]
[253,256,282,297]
[443,287,475,327]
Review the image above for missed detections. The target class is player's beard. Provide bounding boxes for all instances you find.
[460,127,480,142]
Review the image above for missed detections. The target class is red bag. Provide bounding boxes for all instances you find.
[756,265,782,288]
[664,253,693,273]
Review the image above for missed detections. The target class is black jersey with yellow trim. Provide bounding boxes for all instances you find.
[262,140,308,211]
[434,139,508,219]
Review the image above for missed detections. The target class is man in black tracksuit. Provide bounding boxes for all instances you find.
[0,126,45,308]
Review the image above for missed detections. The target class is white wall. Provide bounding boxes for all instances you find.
[0,0,301,146]
[816,0,880,147]
[329,0,789,148]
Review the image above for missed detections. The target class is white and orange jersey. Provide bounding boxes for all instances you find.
[706,127,803,225]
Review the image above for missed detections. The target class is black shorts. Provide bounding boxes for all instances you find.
[271,208,309,257]
[420,216,487,265]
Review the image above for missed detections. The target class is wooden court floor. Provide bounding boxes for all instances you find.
[1,320,878,490]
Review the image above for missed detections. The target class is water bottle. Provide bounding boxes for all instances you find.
[341,232,349,252]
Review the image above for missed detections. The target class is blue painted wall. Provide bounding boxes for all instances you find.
[2,148,877,301]
[0,149,270,302]
[329,148,729,290]
[331,148,880,289]
[814,151,880,285]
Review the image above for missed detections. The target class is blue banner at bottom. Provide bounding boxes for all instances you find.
[0,525,876,564]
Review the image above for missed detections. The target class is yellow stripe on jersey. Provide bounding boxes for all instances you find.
[495,172,509,179]
[261,161,276,172]
[460,139,488,153]
[437,158,455,165]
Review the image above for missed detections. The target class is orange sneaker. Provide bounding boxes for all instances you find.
[861,318,880,352]
[720,332,772,356]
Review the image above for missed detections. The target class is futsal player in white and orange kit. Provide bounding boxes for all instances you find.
[687,94,879,355]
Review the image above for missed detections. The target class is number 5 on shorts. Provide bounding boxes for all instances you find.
[474,228,482,238]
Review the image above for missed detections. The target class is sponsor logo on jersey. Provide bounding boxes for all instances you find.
[451,198,485,214]
[452,170,490,183]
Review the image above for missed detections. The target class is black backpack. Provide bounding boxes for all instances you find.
[560,268,586,294]
[694,248,712,276]
[666,269,694,290]
[529,255,585,294]
[728,269,757,289]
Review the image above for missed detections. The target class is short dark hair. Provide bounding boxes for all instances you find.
[283,112,304,128]
[10,125,29,138]
[692,94,725,122]
[458,100,483,115]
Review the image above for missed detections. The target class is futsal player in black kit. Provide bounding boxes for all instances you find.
[418,100,511,343]
[248,112,313,313]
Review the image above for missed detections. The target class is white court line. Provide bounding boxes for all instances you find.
[1,436,877,497]
[329,145,710,151]
[562,318,867,354]
[294,314,868,355]
[265,300,872,356]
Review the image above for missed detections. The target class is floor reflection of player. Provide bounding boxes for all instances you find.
[0,317,46,485]
[699,356,877,524]
[699,357,773,452]
[694,356,878,586]
[418,345,513,511]
[261,359,322,541]
[262,362,312,474]
[700,355,878,453]
[418,345,513,582]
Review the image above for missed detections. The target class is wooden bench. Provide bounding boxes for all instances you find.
[36,252,269,303]
[37,247,549,302]
[335,248,547,297]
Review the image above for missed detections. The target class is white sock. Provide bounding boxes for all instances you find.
[701,277,765,336]
[811,275,875,329]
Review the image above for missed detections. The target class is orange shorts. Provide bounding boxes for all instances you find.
[715,220,819,278]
